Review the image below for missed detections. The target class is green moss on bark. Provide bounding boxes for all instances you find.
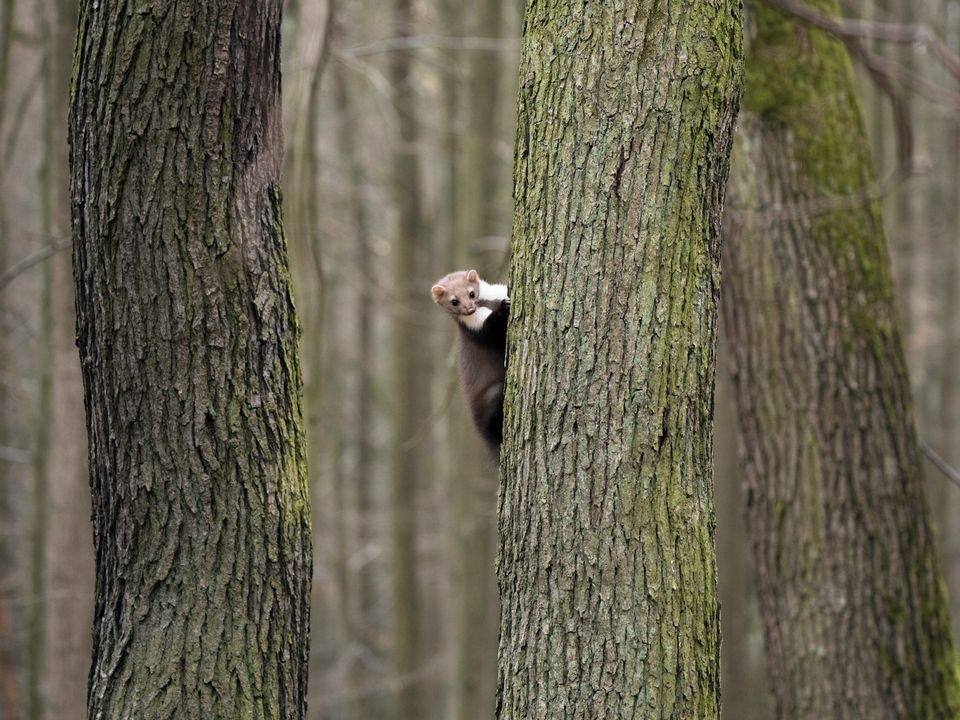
[723,2,960,717]
[70,3,312,718]
[497,2,743,718]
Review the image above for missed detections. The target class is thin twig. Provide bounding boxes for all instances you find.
[922,442,960,490]
[339,34,519,58]
[769,0,960,80]
[725,162,916,226]
[0,445,30,464]
[0,239,69,291]
[730,0,925,225]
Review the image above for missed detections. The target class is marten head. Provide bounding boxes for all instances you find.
[431,269,480,320]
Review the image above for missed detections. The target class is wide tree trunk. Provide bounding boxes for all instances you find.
[722,2,960,717]
[69,2,312,718]
[497,2,743,718]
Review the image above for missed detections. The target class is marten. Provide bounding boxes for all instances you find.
[431,269,509,458]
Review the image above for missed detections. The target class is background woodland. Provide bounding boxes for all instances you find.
[0,0,958,718]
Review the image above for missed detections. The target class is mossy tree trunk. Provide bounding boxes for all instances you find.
[69,2,312,717]
[497,2,743,718]
[722,2,960,717]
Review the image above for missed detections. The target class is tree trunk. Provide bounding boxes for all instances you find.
[941,10,960,644]
[388,0,428,718]
[497,2,743,718]
[0,0,20,714]
[38,0,95,717]
[29,34,54,715]
[715,334,771,720]
[447,2,507,719]
[27,271,51,720]
[69,3,312,717]
[721,2,960,717]
[459,0,506,264]
[890,0,916,328]
[332,57,380,720]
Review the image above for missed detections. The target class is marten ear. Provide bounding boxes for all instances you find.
[431,284,445,302]
[466,269,479,283]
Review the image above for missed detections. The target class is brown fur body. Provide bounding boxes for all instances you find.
[431,270,510,457]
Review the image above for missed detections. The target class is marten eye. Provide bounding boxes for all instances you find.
[468,290,476,299]
[451,298,459,307]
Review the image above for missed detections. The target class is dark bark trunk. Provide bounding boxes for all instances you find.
[69,2,312,717]
[722,2,960,717]
[497,2,743,717]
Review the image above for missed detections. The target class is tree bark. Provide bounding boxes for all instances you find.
[69,2,312,717]
[722,2,960,717]
[497,2,743,718]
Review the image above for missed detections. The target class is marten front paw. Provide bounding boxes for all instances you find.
[500,297,510,313]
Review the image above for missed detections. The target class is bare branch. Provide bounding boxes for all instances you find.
[729,0,940,226]
[768,0,960,80]
[0,239,69,291]
[11,27,42,45]
[339,34,519,58]
[922,442,960,490]
[0,445,29,464]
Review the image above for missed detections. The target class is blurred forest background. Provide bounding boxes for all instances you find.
[0,0,957,718]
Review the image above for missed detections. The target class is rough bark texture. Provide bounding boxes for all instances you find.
[69,2,313,718]
[722,2,960,717]
[497,2,743,718]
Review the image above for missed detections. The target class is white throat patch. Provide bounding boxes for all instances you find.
[458,307,493,332]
